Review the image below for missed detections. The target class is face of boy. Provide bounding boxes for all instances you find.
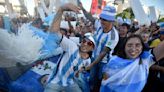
[119,26,128,37]
[80,38,94,53]
[100,18,113,33]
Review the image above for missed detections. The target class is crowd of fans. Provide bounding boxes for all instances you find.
[0,2,164,92]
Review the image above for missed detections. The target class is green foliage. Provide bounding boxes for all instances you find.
[116,7,134,19]
[158,17,164,23]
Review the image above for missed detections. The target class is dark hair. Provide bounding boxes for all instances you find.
[117,34,146,59]
[122,23,130,30]
[130,25,139,33]
[88,51,93,58]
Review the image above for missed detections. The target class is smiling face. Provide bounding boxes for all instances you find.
[80,38,94,53]
[125,37,143,59]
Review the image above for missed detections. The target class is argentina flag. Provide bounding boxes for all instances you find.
[28,24,63,59]
[100,52,154,92]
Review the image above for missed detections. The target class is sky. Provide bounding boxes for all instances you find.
[24,0,35,16]
[80,0,92,12]
[1,0,163,16]
[140,0,164,15]
[81,0,164,15]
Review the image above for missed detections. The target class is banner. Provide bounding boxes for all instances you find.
[9,55,60,92]
[130,0,150,26]
[149,6,159,23]
[91,0,98,14]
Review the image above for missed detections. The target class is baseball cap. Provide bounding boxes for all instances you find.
[84,33,96,47]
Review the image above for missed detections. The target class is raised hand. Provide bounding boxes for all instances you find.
[49,3,80,33]
[60,3,81,13]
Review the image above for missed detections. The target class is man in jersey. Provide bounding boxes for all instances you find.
[44,3,95,92]
[79,3,119,91]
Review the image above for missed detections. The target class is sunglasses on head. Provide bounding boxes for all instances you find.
[82,38,94,46]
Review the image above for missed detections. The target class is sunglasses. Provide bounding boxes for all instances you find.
[82,38,94,47]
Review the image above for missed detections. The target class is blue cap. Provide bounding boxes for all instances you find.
[99,5,116,22]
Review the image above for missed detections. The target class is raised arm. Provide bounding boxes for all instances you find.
[49,8,63,33]
[49,3,80,33]
[78,1,95,24]
[153,40,164,61]
[86,47,111,70]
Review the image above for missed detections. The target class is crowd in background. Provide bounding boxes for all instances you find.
[0,2,164,92]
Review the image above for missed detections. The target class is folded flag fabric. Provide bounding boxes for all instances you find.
[9,55,60,92]
[100,51,155,92]
[28,24,63,60]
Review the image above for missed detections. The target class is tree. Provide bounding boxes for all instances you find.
[158,17,164,23]
[116,7,135,19]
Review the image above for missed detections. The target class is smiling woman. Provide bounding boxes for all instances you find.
[100,34,164,92]
[116,35,145,59]
[125,36,143,59]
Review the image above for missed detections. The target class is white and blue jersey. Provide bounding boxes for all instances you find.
[93,20,119,63]
[50,36,91,86]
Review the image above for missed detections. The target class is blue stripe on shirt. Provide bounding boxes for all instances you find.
[60,50,79,78]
